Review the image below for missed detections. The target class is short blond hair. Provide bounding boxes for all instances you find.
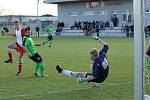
[89,48,99,57]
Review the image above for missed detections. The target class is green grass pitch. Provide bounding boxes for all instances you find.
[0,36,138,100]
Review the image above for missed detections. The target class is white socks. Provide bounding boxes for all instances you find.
[62,70,78,78]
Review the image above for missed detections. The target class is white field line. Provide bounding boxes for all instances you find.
[0,82,133,99]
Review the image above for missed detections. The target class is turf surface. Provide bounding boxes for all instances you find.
[0,36,135,100]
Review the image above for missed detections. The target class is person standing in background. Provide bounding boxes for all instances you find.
[35,27,40,37]
[43,24,54,47]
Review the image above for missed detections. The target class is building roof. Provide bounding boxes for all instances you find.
[44,0,131,4]
[0,14,55,17]
[43,0,91,4]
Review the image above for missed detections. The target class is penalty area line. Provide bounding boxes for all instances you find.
[0,87,91,99]
[0,82,133,99]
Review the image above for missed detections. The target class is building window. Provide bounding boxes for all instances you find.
[145,0,150,7]
[69,12,80,16]
[145,9,150,13]
[82,11,94,16]
[98,11,107,15]
[113,10,117,15]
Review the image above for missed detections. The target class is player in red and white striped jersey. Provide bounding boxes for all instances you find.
[4,20,25,77]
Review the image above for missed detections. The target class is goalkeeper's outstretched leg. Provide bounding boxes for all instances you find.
[56,65,87,78]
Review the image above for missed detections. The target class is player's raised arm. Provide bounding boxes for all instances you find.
[92,36,109,54]
[92,36,107,45]
[98,38,108,46]
[99,39,109,55]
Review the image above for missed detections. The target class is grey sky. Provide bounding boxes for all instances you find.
[0,0,57,16]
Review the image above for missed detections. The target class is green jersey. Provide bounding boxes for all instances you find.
[146,59,150,73]
[47,27,53,35]
[24,36,37,56]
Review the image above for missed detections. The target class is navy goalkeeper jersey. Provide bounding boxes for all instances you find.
[92,44,109,77]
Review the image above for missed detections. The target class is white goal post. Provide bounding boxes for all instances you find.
[133,0,145,100]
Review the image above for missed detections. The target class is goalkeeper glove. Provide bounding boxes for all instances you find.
[92,36,101,42]
[77,78,87,83]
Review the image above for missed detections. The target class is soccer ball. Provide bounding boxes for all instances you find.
[144,95,150,100]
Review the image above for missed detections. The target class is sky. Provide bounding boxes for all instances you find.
[0,0,58,16]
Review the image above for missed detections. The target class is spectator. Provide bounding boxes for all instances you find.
[1,27,4,36]
[113,15,119,27]
[95,24,100,37]
[1,27,9,36]
[57,22,61,27]
[147,25,150,37]
[109,16,114,29]
[100,20,104,30]
[128,10,133,23]
[69,18,121,36]
[60,21,64,28]
[105,19,110,28]
[55,26,62,36]
[130,25,134,37]
[3,27,9,33]
[78,21,82,29]
[125,25,130,38]
[35,27,40,37]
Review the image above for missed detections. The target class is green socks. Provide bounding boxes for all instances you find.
[34,64,40,74]
[34,62,45,76]
[39,62,45,76]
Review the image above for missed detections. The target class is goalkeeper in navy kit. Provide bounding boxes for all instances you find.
[56,36,109,84]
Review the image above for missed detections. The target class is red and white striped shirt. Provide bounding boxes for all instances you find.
[16,28,25,47]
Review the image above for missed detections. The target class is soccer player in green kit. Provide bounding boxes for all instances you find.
[23,26,48,77]
[146,46,150,78]
[43,24,54,47]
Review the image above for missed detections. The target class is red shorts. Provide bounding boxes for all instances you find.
[16,42,25,56]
